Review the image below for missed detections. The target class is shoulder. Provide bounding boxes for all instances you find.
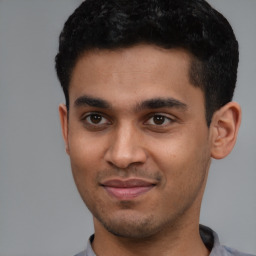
[200,225,255,256]
[74,235,95,256]
[74,251,86,256]
[219,246,255,256]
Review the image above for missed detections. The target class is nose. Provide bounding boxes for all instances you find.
[104,124,147,169]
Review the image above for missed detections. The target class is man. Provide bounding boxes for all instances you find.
[55,0,254,256]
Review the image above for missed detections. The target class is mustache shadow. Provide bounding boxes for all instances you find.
[96,166,163,182]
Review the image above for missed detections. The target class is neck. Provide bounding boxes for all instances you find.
[92,218,209,256]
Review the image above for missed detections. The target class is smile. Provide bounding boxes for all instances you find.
[101,179,156,200]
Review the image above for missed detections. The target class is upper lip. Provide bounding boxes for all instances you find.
[101,178,156,188]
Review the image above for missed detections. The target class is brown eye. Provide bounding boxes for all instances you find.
[83,113,110,126]
[145,114,174,127]
[89,114,102,124]
[82,112,111,131]
[153,115,166,125]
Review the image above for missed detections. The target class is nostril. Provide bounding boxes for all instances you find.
[104,126,147,168]
[104,145,147,169]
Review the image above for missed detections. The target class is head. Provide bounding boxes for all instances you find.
[55,0,239,126]
[55,0,241,242]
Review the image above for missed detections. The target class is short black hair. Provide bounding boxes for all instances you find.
[55,0,239,125]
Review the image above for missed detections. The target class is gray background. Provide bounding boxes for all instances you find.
[0,0,255,255]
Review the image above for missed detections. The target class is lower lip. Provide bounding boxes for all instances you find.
[104,186,154,200]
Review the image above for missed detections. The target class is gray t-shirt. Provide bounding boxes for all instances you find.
[74,225,255,256]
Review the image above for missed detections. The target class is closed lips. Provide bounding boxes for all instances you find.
[101,179,156,199]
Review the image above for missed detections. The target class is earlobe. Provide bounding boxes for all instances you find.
[210,102,241,159]
[59,104,70,155]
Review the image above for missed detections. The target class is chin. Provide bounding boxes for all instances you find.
[95,211,168,239]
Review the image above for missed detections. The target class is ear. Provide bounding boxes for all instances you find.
[59,104,70,155]
[210,102,241,159]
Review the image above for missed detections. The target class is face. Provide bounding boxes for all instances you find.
[60,45,213,239]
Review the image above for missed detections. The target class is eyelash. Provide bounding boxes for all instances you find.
[81,112,176,131]
[144,114,175,127]
[81,112,112,130]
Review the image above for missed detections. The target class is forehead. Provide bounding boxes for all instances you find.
[68,45,204,111]
[70,45,191,85]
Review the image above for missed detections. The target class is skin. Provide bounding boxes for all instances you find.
[59,45,241,256]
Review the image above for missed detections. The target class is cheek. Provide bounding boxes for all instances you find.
[151,130,210,185]
[68,140,100,209]
[68,130,105,166]
[153,139,210,215]
[68,135,100,188]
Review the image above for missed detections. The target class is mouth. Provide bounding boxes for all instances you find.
[101,178,156,200]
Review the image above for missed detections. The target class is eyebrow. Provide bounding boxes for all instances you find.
[74,95,187,111]
[74,95,111,109]
[135,98,188,111]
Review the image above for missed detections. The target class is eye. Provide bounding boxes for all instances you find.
[82,113,111,129]
[145,114,174,126]
[86,113,106,124]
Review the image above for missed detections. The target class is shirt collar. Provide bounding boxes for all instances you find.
[200,224,222,256]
